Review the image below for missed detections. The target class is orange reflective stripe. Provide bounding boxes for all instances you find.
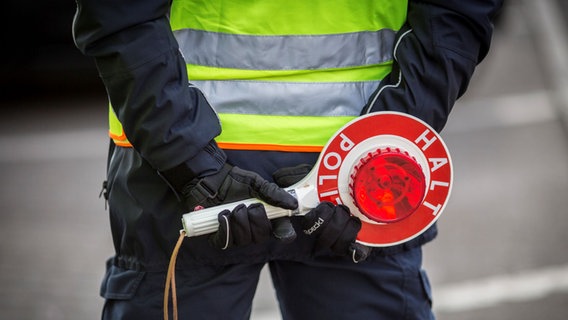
[109,130,133,148]
[109,105,134,148]
[109,130,128,142]
[107,132,320,151]
[216,141,323,153]
[107,131,322,152]
[108,130,323,152]
[114,140,133,148]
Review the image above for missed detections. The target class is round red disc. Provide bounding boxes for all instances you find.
[315,112,452,247]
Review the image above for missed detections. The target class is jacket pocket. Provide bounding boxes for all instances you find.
[100,258,146,300]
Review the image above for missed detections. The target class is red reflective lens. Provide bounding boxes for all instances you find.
[350,148,426,223]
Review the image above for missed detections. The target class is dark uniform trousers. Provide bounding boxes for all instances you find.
[100,246,434,320]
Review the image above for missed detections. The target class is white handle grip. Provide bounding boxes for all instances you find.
[181,185,318,237]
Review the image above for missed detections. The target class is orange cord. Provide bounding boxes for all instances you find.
[164,231,186,320]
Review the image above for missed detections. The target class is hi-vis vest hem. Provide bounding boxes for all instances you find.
[109,110,357,152]
[109,106,132,147]
[109,0,407,152]
[215,113,357,152]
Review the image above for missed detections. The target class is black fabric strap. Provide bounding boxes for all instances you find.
[181,164,231,209]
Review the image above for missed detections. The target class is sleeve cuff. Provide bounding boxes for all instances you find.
[159,141,227,193]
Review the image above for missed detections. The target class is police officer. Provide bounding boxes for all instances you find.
[73,0,502,319]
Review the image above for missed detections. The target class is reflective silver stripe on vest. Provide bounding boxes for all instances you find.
[191,80,381,116]
[174,29,396,70]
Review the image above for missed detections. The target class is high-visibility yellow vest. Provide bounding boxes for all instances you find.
[109,0,407,152]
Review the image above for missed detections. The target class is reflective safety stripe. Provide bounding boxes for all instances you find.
[110,131,132,148]
[108,111,357,150]
[174,29,396,71]
[216,142,323,153]
[216,114,357,151]
[191,80,382,116]
[109,106,132,147]
[186,63,392,82]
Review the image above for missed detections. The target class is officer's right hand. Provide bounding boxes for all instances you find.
[302,202,371,263]
[181,164,298,249]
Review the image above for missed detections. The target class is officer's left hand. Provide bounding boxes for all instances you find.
[302,202,371,263]
[179,163,298,249]
[208,202,273,250]
[270,164,318,245]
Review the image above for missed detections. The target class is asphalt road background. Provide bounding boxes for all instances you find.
[1,1,567,319]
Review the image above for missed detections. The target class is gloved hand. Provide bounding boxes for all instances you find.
[181,164,298,249]
[302,202,371,263]
[270,164,315,245]
[273,164,371,262]
[208,203,272,250]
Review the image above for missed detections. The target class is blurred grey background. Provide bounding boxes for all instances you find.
[1,0,567,319]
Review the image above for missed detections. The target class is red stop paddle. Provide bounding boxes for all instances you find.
[181,112,452,247]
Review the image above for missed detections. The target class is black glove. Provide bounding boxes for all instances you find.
[302,202,371,263]
[270,164,315,244]
[208,203,272,249]
[181,164,298,249]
